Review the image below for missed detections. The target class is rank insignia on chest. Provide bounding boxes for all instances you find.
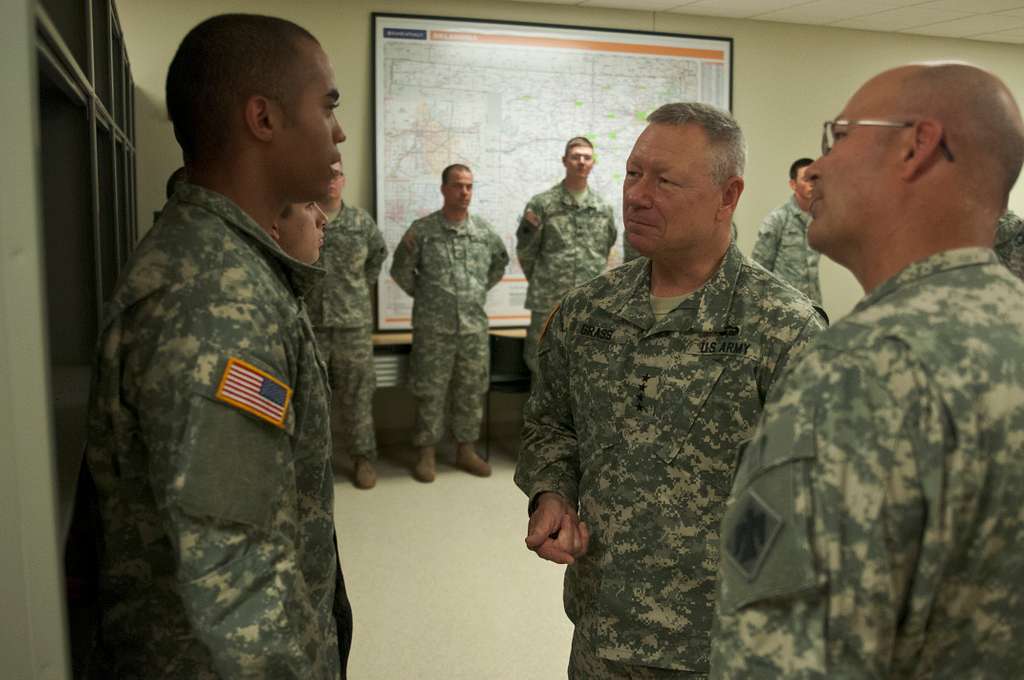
[577,323,614,341]
[726,489,782,582]
[215,357,293,429]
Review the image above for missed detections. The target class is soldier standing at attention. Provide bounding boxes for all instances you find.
[516,136,617,373]
[751,157,822,303]
[390,164,509,482]
[996,209,1024,278]
[711,62,1024,678]
[515,103,825,679]
[307,160,388,489]
[84,14,352,678]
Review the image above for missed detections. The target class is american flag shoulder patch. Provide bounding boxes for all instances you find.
[214,357,292,429]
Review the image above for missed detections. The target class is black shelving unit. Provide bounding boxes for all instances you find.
[35,1,136,675]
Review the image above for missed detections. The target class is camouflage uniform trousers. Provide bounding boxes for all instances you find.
[569,630,707,680]
[409,329,490,446]
[523,310,549,374]
[315,325,377,463]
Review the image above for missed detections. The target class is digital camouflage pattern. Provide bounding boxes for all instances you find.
[568,629,704,679]
[85,183,348,678]
[711,248,1024,679]
[307,204,387,463]
[995,209,1024,279]
[307,203,387,329]
[517,184,617,371]
[316,326,376,462]
[390,210,508,445]
[751,196,822,303]
[409,329,490,447]
[390,210,509,334]
[515,243,825,673]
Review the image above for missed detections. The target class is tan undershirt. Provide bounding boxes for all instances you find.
[651,292,695,322]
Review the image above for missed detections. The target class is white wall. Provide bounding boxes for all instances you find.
[119,0,1024,321]
[0,0,71,677]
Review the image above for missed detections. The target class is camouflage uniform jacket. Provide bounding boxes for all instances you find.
[751,195,822,303]
[995,209,1024,280]
[86,183,343,678]
[390,210,509,333]
[515,243,825,672]
[516,183,617,312]
[712,248,1024,678]
[307,203,388,328]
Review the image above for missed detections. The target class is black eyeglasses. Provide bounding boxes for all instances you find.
[821,119,955,162]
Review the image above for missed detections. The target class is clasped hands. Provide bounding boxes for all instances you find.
[524,492,589,565]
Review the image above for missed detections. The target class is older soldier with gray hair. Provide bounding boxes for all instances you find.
[516,136,618,373]
[515,103,825,678]
[711,62,1024,678]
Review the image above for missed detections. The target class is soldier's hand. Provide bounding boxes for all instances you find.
[525,492,589,565]
[524,209,541,230]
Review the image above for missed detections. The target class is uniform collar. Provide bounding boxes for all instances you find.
[995,210,1023,248]
[176,182,325,297]
[557,182,597,209]
[601,242,744,333]
[854,247,999,314]
[440,210,472,233]
[787,195,812,224]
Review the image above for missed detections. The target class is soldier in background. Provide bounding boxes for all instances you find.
[711,62,1024,678]
[390,164,509,482]
[996,209,1024,278]
[515,103,825,678]
[83,15,351,678]
[516,136,617,373]
[752,157,822,303]
[308,160,388,489]
[269,200,329,265]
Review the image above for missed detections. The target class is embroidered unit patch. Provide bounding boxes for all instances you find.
[215,357,292,428]
[726,488,783,582]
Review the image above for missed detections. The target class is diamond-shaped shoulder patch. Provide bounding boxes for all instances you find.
[726,489,783,582]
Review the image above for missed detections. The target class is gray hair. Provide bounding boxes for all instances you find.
[647,102,746,184]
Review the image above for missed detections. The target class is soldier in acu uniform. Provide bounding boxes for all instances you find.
[995,209,1024,279]
[308,160,388,489]
[515,103,825,679]
[84,15,352,678]
[751,157,822,303]
[390,164,509,482]
[516,136,617,373]
[711,63,1024,679]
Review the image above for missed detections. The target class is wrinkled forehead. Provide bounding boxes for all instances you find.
[629,123,711,167]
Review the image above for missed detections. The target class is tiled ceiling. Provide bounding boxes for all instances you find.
[502,0,1024,44]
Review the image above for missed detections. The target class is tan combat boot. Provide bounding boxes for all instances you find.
[455,442,491,477]
[413,446,436,483]
[352,455,377,490]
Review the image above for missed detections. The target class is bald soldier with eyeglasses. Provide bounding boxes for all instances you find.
[711,62,1024,678]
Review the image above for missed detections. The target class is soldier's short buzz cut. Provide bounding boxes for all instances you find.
[442,164,472,184]
[564,136,594,157]
[647,102,746,185]
[789,158,814,180]
[166,14,319,165]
